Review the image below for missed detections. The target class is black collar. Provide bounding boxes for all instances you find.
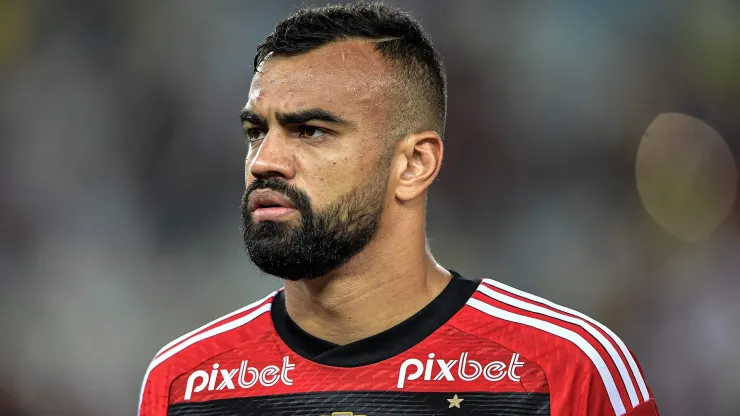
[270,271,480,367]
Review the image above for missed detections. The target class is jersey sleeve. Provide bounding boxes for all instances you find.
[623,399,660,415]
[620,350,660,415]
[137,358,170,416]
[578,382,659,416]
[573,348,660,416]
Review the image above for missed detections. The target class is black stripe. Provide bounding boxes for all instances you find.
[168,391,550,416]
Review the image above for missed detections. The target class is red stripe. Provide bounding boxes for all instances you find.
[472,287,634,412]
[479,279,643,408]
[457,301,616,414]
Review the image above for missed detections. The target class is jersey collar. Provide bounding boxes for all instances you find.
[270,270,480,367]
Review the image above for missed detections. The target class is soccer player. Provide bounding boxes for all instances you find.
[138,3,659,415]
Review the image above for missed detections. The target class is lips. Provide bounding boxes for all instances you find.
[247,189,297,212]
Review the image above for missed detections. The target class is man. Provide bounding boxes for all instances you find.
[138,3,659,415]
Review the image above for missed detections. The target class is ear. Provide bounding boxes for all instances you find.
[394,131,444,202]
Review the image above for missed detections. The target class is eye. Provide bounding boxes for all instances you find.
[298,125,325,139]
[245,128,266,142]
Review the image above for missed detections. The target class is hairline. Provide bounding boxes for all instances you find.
[254,37,439,140]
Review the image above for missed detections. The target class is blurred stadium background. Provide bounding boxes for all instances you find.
[1,1,739,415]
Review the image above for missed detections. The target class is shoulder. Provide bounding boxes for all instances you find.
[138,291,277,408]
[150,291,276,367]
[455,278,655,415]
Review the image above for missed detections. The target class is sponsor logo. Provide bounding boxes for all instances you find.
[397,352,525,388]
[184,356,295,400]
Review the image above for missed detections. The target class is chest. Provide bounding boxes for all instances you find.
[165,342,550,415]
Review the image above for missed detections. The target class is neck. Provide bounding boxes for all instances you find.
[282,220,451,345]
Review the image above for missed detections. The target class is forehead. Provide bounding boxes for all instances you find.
[247,40,396,119]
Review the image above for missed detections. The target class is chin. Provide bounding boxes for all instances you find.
[251,261,336,282]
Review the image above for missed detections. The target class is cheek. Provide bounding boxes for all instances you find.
[320,156,381,198]
[304,160,360,205]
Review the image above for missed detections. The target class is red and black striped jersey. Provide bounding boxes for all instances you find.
[138,272,659,415]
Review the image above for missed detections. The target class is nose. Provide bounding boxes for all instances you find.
[247,131,296,181]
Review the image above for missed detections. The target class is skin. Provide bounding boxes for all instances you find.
[242,39,450,345]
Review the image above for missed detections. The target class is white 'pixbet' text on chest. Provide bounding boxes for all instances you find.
[184,356,296,400]
[397,352,525,388]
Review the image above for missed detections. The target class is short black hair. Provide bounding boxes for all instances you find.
[254,2,447,138]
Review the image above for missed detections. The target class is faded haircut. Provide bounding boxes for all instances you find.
[254,2,447,140]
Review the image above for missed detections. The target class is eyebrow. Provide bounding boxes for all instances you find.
[239,109,268,126]
[240,108,354,129]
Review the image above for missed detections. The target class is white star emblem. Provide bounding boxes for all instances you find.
[447,394,464,408]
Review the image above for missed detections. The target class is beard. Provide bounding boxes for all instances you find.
[241,160,390,281]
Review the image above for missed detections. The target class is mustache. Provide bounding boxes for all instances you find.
[243,178,312,212]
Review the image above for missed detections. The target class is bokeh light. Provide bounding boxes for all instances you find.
[636,113,737,243]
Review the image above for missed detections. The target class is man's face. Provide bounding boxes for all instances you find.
[240,40,397,281]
